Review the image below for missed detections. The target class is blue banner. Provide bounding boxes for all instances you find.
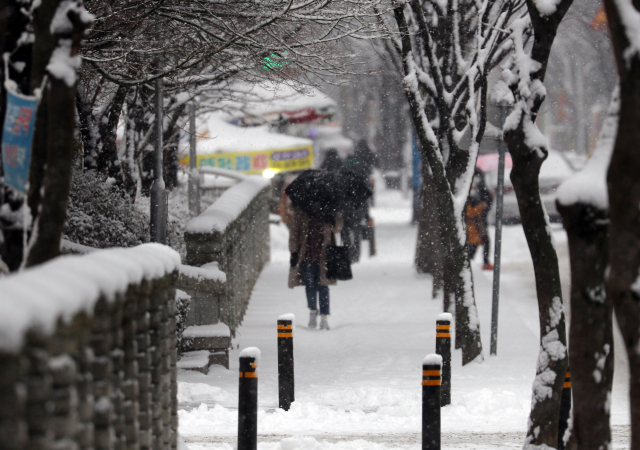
[2,90,37,193]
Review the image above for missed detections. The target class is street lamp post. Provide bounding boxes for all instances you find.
[188,102,200,215]
[150,60,168,244]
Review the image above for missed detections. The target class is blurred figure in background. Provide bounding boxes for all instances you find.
[321,148,343,172]
[342,140,378,262]
[466,168,493,270]
[277,174,297,228]
[344,140,378,180]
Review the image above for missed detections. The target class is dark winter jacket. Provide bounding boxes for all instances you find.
[288,207,343,288]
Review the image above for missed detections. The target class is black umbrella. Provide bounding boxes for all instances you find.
[284,169,372,224]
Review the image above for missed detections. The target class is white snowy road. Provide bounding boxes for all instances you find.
[178,185,631,449]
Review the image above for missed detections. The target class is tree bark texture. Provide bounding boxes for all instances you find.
[25,0,90,267]
[96,85,129,181]
[503,0,573,445]
[602,0,640,448]
[506,129,569,449]
[27,0,59,231]
[558,202,613,450]
[415,166,444,299]
[0,1,32,271]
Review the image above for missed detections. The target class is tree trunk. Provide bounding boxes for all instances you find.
[415,166,444,298]
[27,0,59,231]
[555,87,618,450]
[25,0,89,267]
[96,85,129,183]
[602,0,640,447]
[505,128,569,448]
[394,4,483,365]
[25,73,77,266]
[558,201,613,450]
[0,1,32,271]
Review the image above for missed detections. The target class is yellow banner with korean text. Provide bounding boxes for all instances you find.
[180,145,313,175]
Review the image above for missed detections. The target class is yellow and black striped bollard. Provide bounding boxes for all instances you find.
[422,354,442,450]
[558,369,571,450]
[277,314,295,411]
[238,348,260,450]
[435,313,452,406]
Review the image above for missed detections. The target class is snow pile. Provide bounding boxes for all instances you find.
[183,324,231,339]
[178,382,233,405]
[179,263,227,283]
[186,114,312,157]
[213,82,337,120]
[177,351,211,370]
[533,0,562,15]
[185,176,269,234]
[61,239,97,254]
[0,243,180,352]
[556,87,619,210]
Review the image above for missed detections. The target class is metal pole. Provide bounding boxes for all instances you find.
[150,59,167,243]
[188,102,200,215]
[490,105,507,355]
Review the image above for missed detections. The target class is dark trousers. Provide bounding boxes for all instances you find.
[302,262,330,315]
[468,233,491,265]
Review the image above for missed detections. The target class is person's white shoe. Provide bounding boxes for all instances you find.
[308,310,318,329]
[319,315,330,330]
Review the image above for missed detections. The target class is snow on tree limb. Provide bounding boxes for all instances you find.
[611,0,640,66]
[556,87,619,210]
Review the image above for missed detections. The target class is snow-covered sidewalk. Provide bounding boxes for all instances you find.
[177,186,630,450]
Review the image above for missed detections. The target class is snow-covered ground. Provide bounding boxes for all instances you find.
[177,181,631,449]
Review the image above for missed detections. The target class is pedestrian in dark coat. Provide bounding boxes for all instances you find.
[320,148,343,172]
[289,206,343,330]
[467,168,494,270]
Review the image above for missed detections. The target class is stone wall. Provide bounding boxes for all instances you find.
[184,178,270,335]
[0,245,180,450]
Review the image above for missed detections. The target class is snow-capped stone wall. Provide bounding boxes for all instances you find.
[184,177,270,335]
[0,244,181,450]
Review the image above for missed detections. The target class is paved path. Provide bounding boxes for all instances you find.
[178,187,630,450]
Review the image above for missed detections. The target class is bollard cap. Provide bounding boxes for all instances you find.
[240,347,261,363]
[423,354,443,367]
[437,313,453,322]
[278,313,295,322]
[239,347,260,378]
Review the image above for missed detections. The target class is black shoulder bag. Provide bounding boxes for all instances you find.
[325,233,353,281]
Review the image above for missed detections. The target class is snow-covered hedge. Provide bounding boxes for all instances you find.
[65,169,150,248]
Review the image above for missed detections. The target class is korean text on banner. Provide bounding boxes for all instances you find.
[2,91,38,193]
[186,146,313,175]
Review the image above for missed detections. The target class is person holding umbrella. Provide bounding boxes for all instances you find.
[285,169,372,330]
